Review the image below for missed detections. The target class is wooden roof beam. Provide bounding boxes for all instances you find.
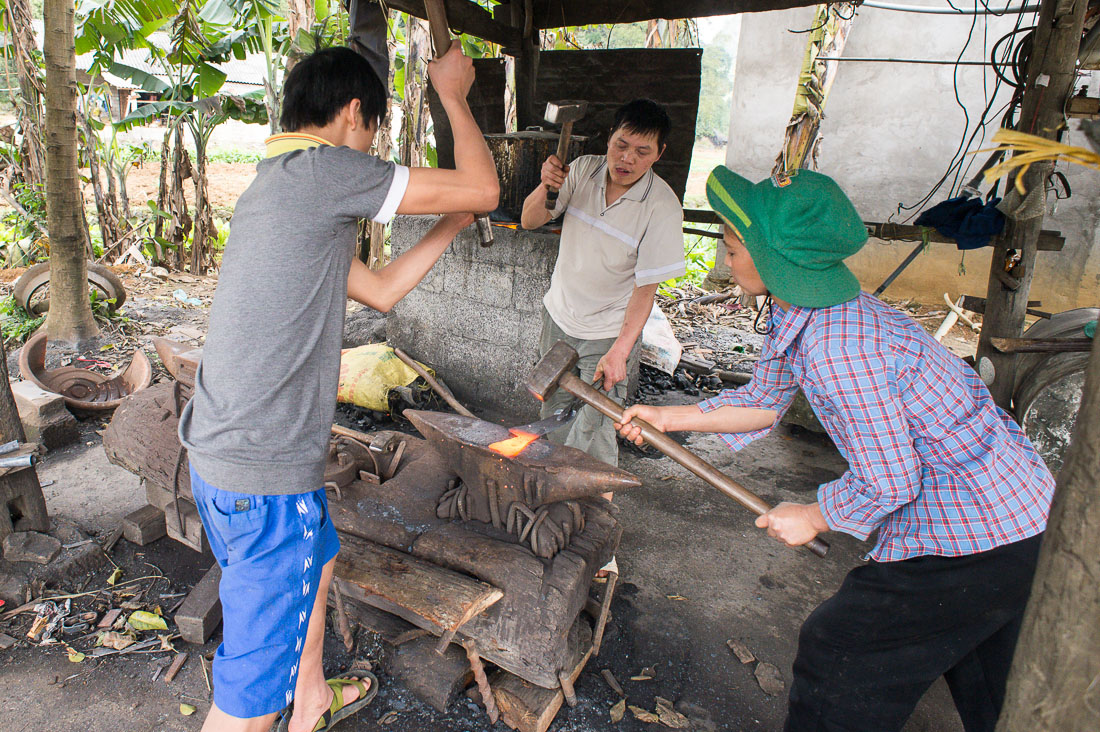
[532,0,821,29]
[386,0,521,49]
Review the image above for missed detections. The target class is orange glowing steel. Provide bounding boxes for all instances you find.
[488,430,539,458]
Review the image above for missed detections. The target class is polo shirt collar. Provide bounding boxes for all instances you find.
[593,160,655,204]
[264,132,333,158]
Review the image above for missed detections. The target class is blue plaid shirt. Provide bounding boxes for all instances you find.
[699,293,1053,562]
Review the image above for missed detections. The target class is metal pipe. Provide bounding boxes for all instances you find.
[0,454,35,469]
[817,56,997,65]
[860,1,1040,14]
[0,440,21,455]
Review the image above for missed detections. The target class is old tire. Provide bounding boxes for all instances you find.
[1012,307,1098,474]
[13,261,127,315]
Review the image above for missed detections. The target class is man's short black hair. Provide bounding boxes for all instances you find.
[609,99,672,151]
[280,47,387,133]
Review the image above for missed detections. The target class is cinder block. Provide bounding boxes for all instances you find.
[442,260,515,308]
[11,380,78,450]
[176,564,222,644]
[122,504,167,546]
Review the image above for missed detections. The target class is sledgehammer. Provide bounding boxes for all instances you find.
[543,100,588,210]
[424,0,494,248]
[527,341,830,558]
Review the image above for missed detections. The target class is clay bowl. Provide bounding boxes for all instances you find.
[18,331,153,411]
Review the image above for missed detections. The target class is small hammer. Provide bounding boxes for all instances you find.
[424,0,494,248]
[543,100,588,210]
[527,341,830,558]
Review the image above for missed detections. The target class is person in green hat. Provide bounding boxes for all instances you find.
[615,167,1053,732]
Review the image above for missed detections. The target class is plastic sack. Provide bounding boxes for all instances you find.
[337,344,426,411]
[640,303,682,376]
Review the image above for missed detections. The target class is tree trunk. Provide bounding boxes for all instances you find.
[153,128,172,263]
[286,0,315,73]
[78,108,119,256]
[6,0,46,189]
[399,17,429,167]
[996,334,1100,731]
[190,127,213,275]
[168,123,193,272]
[42,0,98,346]
[360,9,396,268]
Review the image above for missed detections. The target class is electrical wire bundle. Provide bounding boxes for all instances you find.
[896,1,1040,219]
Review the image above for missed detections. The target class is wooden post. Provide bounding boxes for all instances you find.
[996,337,1100,731]
[0,336,48,539]
[510,0,539,132]
[974,0,1088,408]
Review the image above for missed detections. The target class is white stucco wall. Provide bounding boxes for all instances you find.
[724,4,1100,311]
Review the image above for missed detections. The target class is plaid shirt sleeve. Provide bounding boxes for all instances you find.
[809,348,923,540]
[697,355,799,451]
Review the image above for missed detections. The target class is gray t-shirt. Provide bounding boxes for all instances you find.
[179,143,409,495]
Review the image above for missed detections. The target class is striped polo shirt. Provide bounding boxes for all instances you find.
[543,154,686,339]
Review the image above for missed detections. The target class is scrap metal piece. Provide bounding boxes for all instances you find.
[19,331,152,411]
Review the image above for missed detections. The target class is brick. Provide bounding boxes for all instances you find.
[122,505,167,546]
[443,260,515,309]
[512,271,550,313]
[2,531,61,564]
[446,298,519,346]
[11,380,78,450]
[175,564,222,644]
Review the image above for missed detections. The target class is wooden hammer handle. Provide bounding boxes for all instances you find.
[558,371,830,558]
[425,0,452,56]
[545,120,574,210]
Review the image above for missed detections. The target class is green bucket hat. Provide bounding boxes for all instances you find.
[706,167,867,308]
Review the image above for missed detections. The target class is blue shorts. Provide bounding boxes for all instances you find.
[190,466,341,719]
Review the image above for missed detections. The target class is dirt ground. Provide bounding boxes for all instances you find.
[0,273,977,732]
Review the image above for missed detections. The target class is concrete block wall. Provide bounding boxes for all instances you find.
[388,216,559,421]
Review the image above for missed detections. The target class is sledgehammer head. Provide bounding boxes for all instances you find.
[544,100,588,126]
[527,341,579,402]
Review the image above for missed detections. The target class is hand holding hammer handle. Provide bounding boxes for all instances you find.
[424,0,495,247]
[544,123,574,210]
[553,370,830,558]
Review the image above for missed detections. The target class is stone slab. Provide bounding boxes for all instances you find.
[0,521,107,607]
[2,530,61,564]
[11,379,79,450]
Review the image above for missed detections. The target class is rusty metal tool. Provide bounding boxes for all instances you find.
[424,0,494,248]
[527,341,831,558]
[543,100,588,210]
[392,346,475,418]
[506,398,580,439]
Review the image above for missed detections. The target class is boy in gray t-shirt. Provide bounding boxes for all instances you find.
[177,44,498,732]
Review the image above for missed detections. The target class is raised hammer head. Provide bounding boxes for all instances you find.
[544,100,588,126]
[527,341,579,402]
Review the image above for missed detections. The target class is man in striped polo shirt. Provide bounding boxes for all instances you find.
[520,100,686,482]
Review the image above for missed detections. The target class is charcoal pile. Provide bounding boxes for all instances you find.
[335,381,447,435]
[638,364,724,401]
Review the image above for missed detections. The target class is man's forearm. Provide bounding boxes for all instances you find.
[610,284,658,357]
[521,185,553,229]
[347,216,467,311]
[439,94,496,194]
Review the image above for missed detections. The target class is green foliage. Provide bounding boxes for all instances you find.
[0,181,47,266]
[696,39,734,143]
[208,148,261,164]
[659,231,719,296]
[0,295,44,344]
[88,289,129,324]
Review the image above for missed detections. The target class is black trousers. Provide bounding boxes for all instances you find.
[784,534,1042,732]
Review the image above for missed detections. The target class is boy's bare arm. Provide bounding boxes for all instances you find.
[615,403,777,445]
[396,47,498,216]
[346,213,473,312]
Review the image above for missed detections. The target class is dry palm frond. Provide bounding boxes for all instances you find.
[977,129,1100,193]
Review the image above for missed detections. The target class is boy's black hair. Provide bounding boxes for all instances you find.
[609,99,672,151]
[280,47,387,133]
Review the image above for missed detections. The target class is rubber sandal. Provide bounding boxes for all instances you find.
[275,671,378,732]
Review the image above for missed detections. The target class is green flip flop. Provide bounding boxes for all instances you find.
[275,672,378,732]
